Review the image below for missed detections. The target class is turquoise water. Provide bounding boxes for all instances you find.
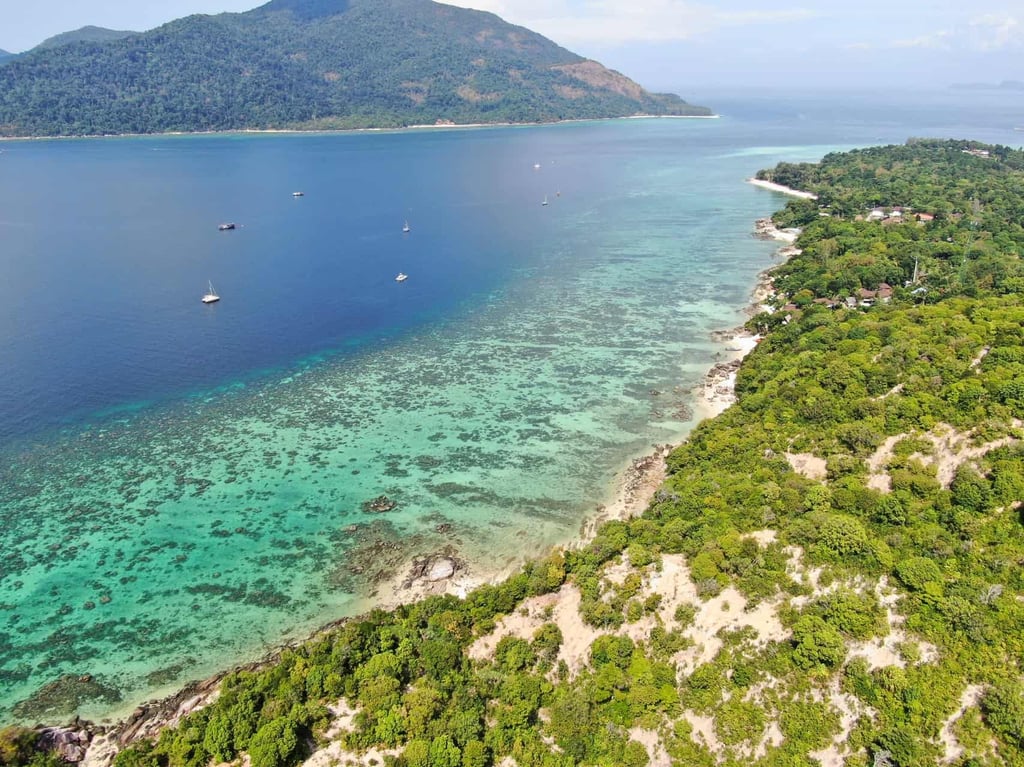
[2,91,1022,722]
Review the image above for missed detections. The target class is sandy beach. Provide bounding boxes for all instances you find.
[0,114,720,143]
[747,177,818,200]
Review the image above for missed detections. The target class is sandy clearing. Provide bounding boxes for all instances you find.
[684,711,722,752]
[786,452,828,481]
[866,434,904,492]
[628,727,671,767]
[300,700,401,767]
[938,685,986,764]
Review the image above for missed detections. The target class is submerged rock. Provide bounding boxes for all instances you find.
[13,674,122,721]
[361,495,398,513]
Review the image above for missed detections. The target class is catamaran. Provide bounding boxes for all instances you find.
[202,281,220,303]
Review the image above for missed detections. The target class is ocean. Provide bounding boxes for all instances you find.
[1,87,1021,722]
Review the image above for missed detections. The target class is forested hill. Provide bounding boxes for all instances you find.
[0,49,11,64]
[32,26,137,52]
[0,0,710,137]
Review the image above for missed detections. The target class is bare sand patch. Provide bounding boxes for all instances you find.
[674,586,789,675]
[786,452,828,481]
[467,592,559,661]
[683,711,721,752]
[922,422,1021,488]
[468,585,603,674]
[628,727,671,767]
[938,685,985,764]
[301,700,401,767]
[810,679,872,767]
[865,421,1022,493]
[744,529,778,546]
[866,434,904,492]
[846,578,937,670]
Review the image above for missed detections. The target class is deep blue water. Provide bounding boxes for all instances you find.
[1,89,1021,442]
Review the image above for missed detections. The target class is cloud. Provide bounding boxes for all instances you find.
[885,14,1021,53]
[444,0,819,45]
[890,30,952,49]
[967,13,1020,50]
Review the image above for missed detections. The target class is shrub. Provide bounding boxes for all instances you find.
[248,718,298,767]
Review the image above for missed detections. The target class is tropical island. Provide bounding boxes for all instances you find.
[3,138,1023,767]
[0,0,710,138]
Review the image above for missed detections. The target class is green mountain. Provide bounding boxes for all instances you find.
[0,0,711,137]
[32,25,136,51]
[0,49,12,64]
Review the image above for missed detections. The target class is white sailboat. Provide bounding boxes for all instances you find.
[395,272,408,282]
[201,281,220,303]
[541,195,548,206]
[402,220,411,233]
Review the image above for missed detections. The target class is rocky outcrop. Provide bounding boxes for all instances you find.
[401,553,462,588]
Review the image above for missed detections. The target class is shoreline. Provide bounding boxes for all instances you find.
[0,113,720,143]
[747,177,818,200]
[64,322,768,762]
[24,202,792,764]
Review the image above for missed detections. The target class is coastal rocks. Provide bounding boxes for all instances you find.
[698,358,744,410]
[114,670,227,746]
[754,218,801,243]
[37,727,93,763]
[361,495,397,513]
[400,552,462,589]
[619,446,673,509]
[705,358,741,382]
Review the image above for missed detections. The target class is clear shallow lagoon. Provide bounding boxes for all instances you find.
[1,89,1022,721]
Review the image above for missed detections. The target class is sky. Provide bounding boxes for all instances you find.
[1,0,1021,90]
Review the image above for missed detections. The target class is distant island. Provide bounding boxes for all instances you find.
[950,79,1024,91]
[0,0,711,137]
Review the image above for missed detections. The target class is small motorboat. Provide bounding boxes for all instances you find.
[218,223,236,231]
[292,191,304,197]
[395,273,408,282]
